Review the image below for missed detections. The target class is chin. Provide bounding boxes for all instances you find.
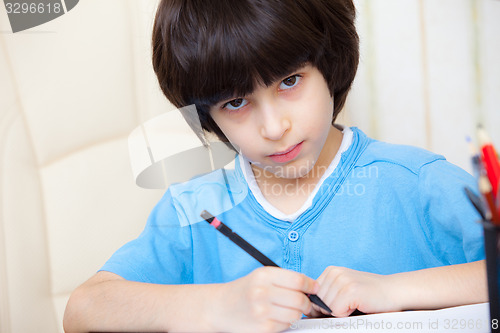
[251,157,317,179]
[275,161,315,179]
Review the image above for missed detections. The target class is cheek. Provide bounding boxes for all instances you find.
[213,120,254,153]
[297,99,332,135]
[297,82,333,125]
[210,114,235,141]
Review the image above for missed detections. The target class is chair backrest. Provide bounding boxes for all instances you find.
[0,1,168,331]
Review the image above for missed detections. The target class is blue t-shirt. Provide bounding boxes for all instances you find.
[100,127,485,284]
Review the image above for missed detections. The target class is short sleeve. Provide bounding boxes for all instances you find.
[99,189,194,284]
[418,159,485,264]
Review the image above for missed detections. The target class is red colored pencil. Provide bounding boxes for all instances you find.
[477,125,500,198]
[479,174,500,224]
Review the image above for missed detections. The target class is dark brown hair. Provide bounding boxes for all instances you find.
[152,0,359,142]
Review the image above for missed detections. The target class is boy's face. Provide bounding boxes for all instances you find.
[210,64,335,179]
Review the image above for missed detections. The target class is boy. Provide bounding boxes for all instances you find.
[63,0,487,332]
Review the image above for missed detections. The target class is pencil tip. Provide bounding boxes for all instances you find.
[200,210,214,221]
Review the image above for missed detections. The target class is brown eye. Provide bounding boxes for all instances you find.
[280,75,301,90]
[229,99,244,107]
[282,76,297,87]
[222,98,248,111]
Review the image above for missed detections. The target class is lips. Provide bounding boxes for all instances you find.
[268,141,304,163]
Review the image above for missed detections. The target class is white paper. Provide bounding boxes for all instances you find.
[286,303,492,332]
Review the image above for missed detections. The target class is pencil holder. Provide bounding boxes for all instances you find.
[483,220,500,325]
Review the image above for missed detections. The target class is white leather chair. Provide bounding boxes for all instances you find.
[0,1,169,331]
[4,1,495,332]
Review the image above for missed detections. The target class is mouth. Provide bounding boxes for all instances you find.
[268,141,304,163]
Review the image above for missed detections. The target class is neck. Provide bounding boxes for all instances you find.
[310,125,344,182]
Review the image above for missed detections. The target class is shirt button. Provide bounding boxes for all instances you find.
[288,231,299,242]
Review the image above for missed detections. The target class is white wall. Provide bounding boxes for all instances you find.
[344,0,500,172]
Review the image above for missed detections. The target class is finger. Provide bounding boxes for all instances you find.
[330,300,356,317]
[247,297,304,330]
[320,277,339,307]
[316,269,345,316]
[316,266,341,285]
[307,304,325,318]
[268,287,312,314]
[310,301,334,317]
[316,270,328,285]
[272,270,319,295]
[329,287,359,317]
[265,303,304,326]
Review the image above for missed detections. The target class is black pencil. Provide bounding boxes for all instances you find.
[464,186,487,221]
[200,210,332,314]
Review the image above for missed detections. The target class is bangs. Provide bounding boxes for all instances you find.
[168,0,325,108]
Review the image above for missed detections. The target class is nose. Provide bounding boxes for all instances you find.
[259,103,291,141]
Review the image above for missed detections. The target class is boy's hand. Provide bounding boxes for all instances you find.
[309,266,398,318]
[210,266,319,333]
